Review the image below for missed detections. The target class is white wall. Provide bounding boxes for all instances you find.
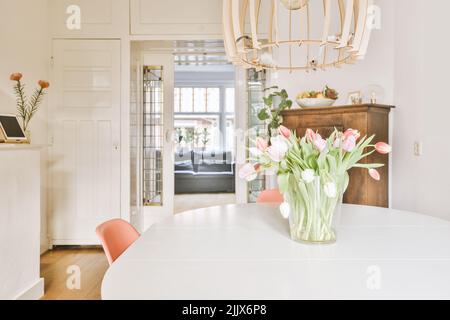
[271,0,450,221]
[272,0,395,106]
[0,0,50,253]
[392,0,450,221]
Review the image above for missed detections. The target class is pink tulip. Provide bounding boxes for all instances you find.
[342,135,356,152]
[313,134,327,153]
[239,163,258,182]
[333,138,341,148]
[369,169,381,181]
[343,128,361,140]
[375,142,392,154]
[267,136,288,162]
[256,137,268,152]
[305,129,317,142]
[278,125,291,139]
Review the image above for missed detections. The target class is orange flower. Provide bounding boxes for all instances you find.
[38,80,50,89]
[10,73,23,81]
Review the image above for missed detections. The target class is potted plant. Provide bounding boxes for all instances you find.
[257,86,293,138]
[240,126,392,244]
[10,72,50,142]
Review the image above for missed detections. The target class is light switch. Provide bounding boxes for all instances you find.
[414,142,422,156]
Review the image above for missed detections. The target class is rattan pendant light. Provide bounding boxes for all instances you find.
[223,0,376,72]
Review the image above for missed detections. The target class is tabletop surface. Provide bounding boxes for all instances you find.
[102,204,450,300]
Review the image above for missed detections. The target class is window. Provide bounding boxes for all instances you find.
[225,88,235,113]
[143,66,164,206]
[174,86,235,153]
[246,69,267,203]
[174,88,180,113]
[174,115,220,151]
[174,87,223,113]
[193,88,207,112]
[180,88,193,112]
[206,88,220,112]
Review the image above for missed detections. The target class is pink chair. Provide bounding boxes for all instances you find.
[96,219,140,265]
[257,189,284,204]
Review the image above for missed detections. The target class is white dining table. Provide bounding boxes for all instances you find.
[101,204,450,300]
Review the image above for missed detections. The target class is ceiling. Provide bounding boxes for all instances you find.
[173,40,230,67]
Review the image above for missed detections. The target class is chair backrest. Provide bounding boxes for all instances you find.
[96,219,140,265]
[257,189,284,204]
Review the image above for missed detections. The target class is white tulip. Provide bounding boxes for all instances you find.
[238,163,258,182]
[267,136,289,162]
[301,169,315,183]
[249,147,262,157]
[324,182,337,198]
[279,202,290,219]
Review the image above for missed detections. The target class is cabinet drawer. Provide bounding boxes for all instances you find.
[295,126,344,138]
[284,114,343,129]
[284,114,344,137]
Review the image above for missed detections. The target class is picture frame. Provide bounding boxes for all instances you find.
[347,91,362,105]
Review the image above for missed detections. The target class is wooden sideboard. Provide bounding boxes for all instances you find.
[282,104,394,208]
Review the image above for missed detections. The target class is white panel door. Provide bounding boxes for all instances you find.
[50,40,121,245]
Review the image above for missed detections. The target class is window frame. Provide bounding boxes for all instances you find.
[174,83,235,151]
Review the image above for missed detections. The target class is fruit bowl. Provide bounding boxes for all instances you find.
[296,98,336,108]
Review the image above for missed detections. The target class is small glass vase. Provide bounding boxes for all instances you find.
[284,176,345,245]
[25,130,31,144]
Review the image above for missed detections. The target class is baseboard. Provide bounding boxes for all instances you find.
[40,243,49,255]
[14,278,44,300]
[52,239,101,246]
[41,234,51,255]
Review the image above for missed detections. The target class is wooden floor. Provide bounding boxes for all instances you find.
[41,194,236,300]
[40,248,108,300]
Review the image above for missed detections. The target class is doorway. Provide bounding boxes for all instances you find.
[130,40,238,229]
[172,41,237,213]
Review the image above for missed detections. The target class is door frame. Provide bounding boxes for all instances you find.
[235,67,249,204]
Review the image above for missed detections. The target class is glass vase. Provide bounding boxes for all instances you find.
[25,130,31,144]
[284,175,345,245]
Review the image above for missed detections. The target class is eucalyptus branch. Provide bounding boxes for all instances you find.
[25,87,45,131]
[9,74,49,134]
[14,80,27,129]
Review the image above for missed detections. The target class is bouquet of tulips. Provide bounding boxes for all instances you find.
[240,126,392,244]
